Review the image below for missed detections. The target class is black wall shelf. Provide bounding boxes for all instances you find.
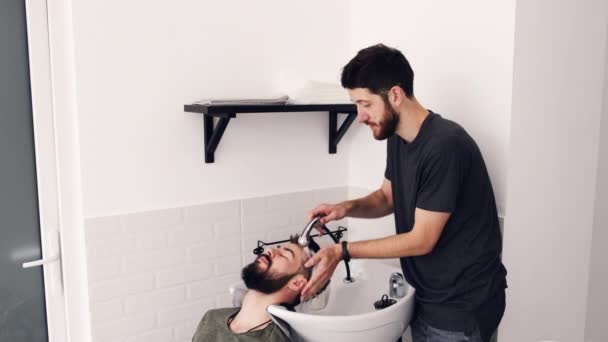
[184,103,358,163]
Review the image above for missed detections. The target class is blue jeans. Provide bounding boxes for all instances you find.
[410,317,483,342]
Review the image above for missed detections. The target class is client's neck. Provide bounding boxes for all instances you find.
[230,290,284,333]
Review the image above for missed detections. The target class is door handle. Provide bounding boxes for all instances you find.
[22,254,59,268]
[20,229,63,295]
[22,229,61,268]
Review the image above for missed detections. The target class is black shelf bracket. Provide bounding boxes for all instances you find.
[184,103,358,163]
[203,114,234,163]
[329,111,357,154]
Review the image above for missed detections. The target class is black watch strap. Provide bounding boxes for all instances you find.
[341,241,351,263]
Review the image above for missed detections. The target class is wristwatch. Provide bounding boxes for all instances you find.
[341,241,351,263]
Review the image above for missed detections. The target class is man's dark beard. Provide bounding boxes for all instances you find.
[241,255,293,294]
[373,105,399,140]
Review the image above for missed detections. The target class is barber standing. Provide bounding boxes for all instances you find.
[301,44,507,342]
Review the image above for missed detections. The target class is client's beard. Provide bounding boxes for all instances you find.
[241,255,293,294]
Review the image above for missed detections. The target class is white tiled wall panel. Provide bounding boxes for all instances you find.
[85,187,349,342]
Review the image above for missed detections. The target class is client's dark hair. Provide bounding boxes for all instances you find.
[289,234,312,280]
[286,234,330,308]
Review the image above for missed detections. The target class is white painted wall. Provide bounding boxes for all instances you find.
[347,0,516,216]
[584,26,608,342]
[502,1,608,341]
[70,0,353,218]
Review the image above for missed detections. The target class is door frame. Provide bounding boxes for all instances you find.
[24,0,91,341]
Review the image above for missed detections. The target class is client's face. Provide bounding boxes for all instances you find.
[241,242,308,294]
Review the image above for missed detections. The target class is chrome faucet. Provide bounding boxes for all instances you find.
[298,217,321,247]
[389,272,406,298]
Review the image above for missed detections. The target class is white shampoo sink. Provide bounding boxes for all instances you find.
[266,259,415,342]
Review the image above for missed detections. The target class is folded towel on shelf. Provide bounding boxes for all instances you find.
[287,81,351,105]
[195,95,289,106]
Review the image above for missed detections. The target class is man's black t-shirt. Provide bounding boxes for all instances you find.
[384,111,507,341]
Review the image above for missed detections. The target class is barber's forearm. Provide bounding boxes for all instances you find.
[343,189,393,219]
[345,231,431,259]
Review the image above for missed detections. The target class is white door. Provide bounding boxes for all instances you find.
[0,0,68,341]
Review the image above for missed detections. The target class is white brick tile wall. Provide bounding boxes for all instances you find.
[240,196,267,217]
[87,255,122,283]
[126,328,173,342]
[93,313,156,341]
[123,248,186,274]
[266,190,316,211]
[136,230,168,251]
[122,208,183,234]
[183,200,240,227]
[213,217,241,239]
[313,186,349,204]
[241,232,260,266]
[90,273,155,302]
[84,187,350,342]
[124,286,186,316]
[88,236,137,258]
[187,274,241,300]
[173,319,200,342]
[167,227,210,247]
[86,216,122,240]
[187,237,240,263]
[214,255,242,277]
[241,212,295,234]
[216,293,234,308]
[156,263,214,288]
[90,298,124,324]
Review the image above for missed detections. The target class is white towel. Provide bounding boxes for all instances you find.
[195,95,289,106]
[287,81,351,105]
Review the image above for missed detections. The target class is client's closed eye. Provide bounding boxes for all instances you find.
[281,247,295,260]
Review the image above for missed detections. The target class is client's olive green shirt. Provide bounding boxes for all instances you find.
[192,308,290,342]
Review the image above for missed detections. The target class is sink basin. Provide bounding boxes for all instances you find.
[266,259,415,342]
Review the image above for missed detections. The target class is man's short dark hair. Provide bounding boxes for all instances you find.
[341,43,415,99]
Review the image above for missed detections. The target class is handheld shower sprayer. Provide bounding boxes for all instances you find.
[298,217,322,247]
